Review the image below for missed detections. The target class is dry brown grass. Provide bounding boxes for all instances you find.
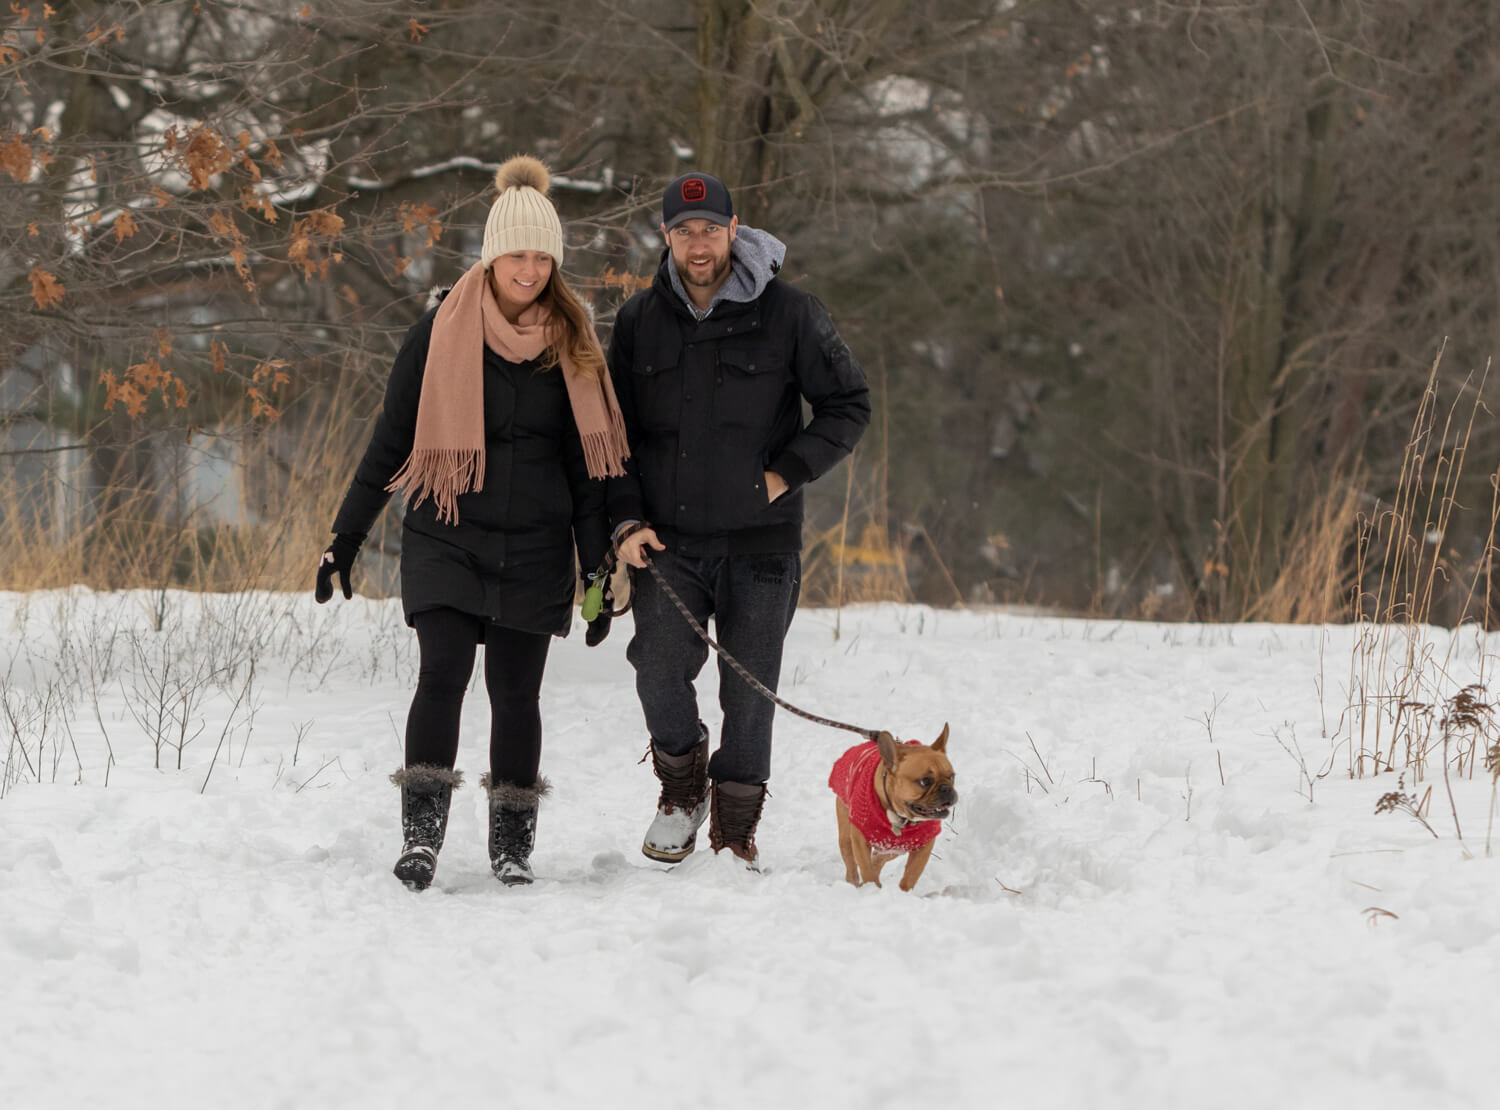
[0,375,379,597]
[800,439,913,612]
[800,374,913,612]
[1240,476,1365,626]
[1333,345,1500,792]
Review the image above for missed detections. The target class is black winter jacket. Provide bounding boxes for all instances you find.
[333,301,610,635]
[606,256,871,555]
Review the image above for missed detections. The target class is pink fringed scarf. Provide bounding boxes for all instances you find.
[386,261,630,524]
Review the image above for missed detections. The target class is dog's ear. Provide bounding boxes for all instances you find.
[932,722,950,753]
[875,730,901,768]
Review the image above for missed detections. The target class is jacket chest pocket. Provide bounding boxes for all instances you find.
[630,337,684,433]
[714,345,787,431]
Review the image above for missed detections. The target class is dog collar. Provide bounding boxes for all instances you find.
[878,767,910,836]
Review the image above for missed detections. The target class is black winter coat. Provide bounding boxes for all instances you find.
[606,257,871,555]
[333,301,610,636]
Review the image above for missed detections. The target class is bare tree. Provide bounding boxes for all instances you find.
[5,0,1495,615]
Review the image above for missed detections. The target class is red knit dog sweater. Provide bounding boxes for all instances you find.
[829,740,943,853]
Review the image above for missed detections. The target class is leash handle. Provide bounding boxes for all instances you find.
[644,560,882,743]
[583,549,633,620]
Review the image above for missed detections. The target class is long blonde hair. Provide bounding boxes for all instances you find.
[537,268,605,380]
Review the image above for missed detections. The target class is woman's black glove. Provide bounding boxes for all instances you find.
[583,570,613,646]
[315,533,364,603]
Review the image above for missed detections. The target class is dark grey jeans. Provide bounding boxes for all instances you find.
[626,550,801,785]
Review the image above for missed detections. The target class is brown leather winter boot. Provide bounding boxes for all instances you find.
[708,779,767,867]
[642,736,710,862]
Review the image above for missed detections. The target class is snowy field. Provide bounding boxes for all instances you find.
[3,588,1499,1110]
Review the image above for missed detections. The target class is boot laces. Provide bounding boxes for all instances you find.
[710,785,766,855]
[652,748,707,813]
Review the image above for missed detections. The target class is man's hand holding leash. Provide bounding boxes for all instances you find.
[614,521,665,569]
[580,521,660,646]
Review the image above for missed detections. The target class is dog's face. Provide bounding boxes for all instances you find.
[877,724,957,822]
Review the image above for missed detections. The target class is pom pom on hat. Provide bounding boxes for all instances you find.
[482,155,564,267]
[494,155,551,194]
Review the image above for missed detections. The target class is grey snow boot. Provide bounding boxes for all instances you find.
[482,774,550,886]
[708,779,767,869]
[641,730,710,863]
[391,765,463,891]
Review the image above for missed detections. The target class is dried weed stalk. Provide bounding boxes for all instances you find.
[1334,346,1500,789]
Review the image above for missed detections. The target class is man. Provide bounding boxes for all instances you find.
[606,171,871,867]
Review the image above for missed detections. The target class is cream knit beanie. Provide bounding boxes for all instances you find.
[480,156,564,267]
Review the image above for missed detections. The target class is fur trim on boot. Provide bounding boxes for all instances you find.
[390,765,465,790]
[480,774,550,886]
[479,773,552,806]
[391,765,463,891]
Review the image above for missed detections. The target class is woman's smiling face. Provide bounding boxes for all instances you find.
[490,250,554,314]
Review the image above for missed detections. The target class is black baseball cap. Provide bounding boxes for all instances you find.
[662,171,734,230]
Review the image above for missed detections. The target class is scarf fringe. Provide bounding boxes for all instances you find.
[397,261,629,526]
[570,372,631,480]
[387,447,485,525]
[580,429,628,479]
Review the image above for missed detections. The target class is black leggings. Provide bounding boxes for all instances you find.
[406,607,552,788]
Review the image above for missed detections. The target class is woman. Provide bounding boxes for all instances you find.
[315,156,629,891]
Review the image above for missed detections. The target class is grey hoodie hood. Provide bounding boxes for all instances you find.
[666,225,787,320]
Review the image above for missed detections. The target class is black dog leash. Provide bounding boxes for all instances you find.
[639,558,884,743]
[588,527,885,742]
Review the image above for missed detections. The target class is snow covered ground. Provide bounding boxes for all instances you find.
[3,588,1499,1110]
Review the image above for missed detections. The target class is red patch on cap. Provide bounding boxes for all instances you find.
[681,178,707,203]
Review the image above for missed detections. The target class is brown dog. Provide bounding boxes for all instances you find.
[829,725,956,892]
